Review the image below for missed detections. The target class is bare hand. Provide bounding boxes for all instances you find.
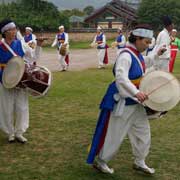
[135,92,148,103]
[157,45,167,56]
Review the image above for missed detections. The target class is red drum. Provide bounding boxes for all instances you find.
[2,56,51,97]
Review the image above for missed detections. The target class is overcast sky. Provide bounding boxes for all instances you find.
[46,0,112,9]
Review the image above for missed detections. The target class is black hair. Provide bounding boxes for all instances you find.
[128,33,144,43]
[0,19,13,35]
[162,15,172,27]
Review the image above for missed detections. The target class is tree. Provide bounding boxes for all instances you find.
[83,5,94,15]
[138,0,180,30]
[71,8,85,16]
[0,0,70,31]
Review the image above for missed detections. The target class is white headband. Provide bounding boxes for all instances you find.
[172,29,177,32]
[25,27,33,32]
[132,28,153,39]
[59,25,64,29]
[1,22,16,33]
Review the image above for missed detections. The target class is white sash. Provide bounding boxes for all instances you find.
[1,38,17,57]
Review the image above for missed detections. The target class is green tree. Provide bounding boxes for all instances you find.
[71,8,85,16]
[138,0,180,30]
[83,5,94,15]
[0,0,70,31]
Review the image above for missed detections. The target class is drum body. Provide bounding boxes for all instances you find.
[139,70,180,119]
[111,41,117,48]
[18,64,52,97]
[59,44,67,56]
[2,57,51,97]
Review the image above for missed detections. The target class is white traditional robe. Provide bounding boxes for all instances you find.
[92,33,106,68]
[0,39,41,137]
[153,28,171,71]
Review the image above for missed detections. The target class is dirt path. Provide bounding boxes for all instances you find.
[37,48,117,72]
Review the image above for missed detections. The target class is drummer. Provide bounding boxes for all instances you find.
[0,19,43,143]
[87,24,166,175]
[23,26,39,65]
[51,25,69,71]
[115,27,126,56]
[23,27,37,47]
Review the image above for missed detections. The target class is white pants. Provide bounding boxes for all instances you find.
[97,49,105,67]
[0,85,29,136]
[58,53,68,70]
[98,104,150,162]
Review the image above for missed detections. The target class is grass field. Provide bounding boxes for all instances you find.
[0,54,180,180]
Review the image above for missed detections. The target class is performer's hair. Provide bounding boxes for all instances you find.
[2,33,6,38]
[128,24,152,43]
[0,19,14,38]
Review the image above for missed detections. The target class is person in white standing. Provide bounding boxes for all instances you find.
[51,25,69,71]
[91,26,107,69]
[0,19,42,143]
[23,26,39,65]
[115,27,126,56]
[153,15,173,71]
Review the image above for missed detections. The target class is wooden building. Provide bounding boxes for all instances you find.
[84,0,137,29]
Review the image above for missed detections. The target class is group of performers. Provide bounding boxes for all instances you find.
[91,15,179,73]
[0,15,179,177]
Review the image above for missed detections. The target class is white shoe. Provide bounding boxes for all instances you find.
[133,160,155,175]
[98,65,103,69]
[15,135,27,143]
[8,134,15,143]
[93,158,114,174]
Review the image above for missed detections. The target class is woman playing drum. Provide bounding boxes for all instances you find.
[87,24,168,175]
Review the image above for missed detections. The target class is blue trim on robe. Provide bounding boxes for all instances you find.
[146,47,154,55]
[116,35,125,49]
[87,81,118,164]
[24,34,33,43]
[57,33,65,47]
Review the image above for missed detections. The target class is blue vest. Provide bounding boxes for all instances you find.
[24,34,33,43]
[96,33,105,49]
[116,35,125,49]
[96,33,103,42]
[103,49,144,107]
[0,40,24,82]
[124,51,144,105]
[57,33,65,47]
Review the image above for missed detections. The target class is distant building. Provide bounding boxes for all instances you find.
[84,0,137,29]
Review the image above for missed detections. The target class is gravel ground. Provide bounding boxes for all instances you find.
[37,48,117,72]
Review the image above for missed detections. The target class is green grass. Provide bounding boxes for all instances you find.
[0,57,180,180]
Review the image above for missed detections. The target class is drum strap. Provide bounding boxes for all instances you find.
[0,63,6,70]
[1,38,17,57]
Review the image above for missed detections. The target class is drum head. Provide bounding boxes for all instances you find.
[140,70,180,111]
[2,56,25,88]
